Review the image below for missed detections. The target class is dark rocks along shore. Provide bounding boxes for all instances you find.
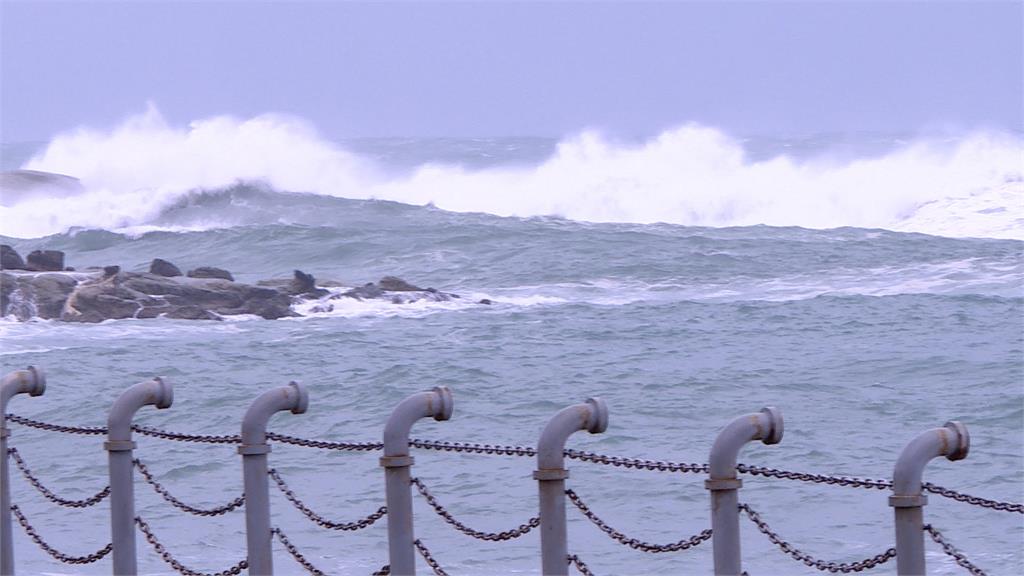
[0,245,477,322]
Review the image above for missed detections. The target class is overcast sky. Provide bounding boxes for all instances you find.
[1,1,1021,142]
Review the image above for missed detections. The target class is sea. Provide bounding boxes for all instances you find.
[1,109,1022,575]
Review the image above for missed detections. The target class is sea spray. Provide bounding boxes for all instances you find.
[2,106,1022,240]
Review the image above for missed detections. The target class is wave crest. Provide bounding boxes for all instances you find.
[2,105,1021,239]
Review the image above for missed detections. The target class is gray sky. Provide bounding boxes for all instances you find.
[1,1,1021,141]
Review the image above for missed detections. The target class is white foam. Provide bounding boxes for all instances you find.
[4,105,1022,239]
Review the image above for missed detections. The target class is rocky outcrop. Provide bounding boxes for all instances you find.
[0,247,478,322]
[150,258,183,277]
[1,245,26,270]
[187,266,234,281]
[1,271,79,320]
[26,250,65,271]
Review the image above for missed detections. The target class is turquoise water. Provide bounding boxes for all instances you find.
[1,130,1022,575]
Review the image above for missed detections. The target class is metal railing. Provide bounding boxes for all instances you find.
[2,366,1021,576]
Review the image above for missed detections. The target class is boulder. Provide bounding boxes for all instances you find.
[1,272,79,320]
[164,305,221,321]
[289,270,329,298]
[62,281,143,323]
[26,250,65,272]
[150,258,182,277]
[342,282,384,300]
[1,245,26,270]
[378,276,423,291]
[187,266,234,281]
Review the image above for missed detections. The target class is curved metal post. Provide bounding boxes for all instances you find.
[239,381,308,576]
[890,421,969,576]
[380,386,453,576]
[706,406,783,576]
[535,398,608,576]
[107,377,173,576]
[1,366,46,576]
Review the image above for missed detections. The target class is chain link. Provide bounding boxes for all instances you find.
[923,524,988,576]
[414,538,449,576]
[411,477,539,541]
[568,553,596,576]
[269,468,387,530]
[5,413,106,435]
[566,449,708,473]
[736,464,892,490]
[134,458,245,516]
[272,526,326,576]
[267,431,383,451]
[10,504,112,564]
[411,438,536,456]
[135,516,248,576]
[565,489,712,552]
[8,447,110,507]
[133,424,241,444]
[922,483,1024,514]
[738,503,896,572]
[8,413,1023,513]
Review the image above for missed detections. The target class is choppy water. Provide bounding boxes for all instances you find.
[1,115,1022,575]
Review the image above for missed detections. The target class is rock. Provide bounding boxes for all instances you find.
[150,258,182,277]
[378,276,423,291]
[187,266,234,281]
[164,305,221,321]
[478,298,492,305]
[1,245,26,270]
[289,270,329,298]
[26,250,65,272]
[62,281,142,323]
[1,271,79,320]
[342,282,384,300]
[103,265,120,278]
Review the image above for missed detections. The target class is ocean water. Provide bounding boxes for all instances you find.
[0,111,1022,575]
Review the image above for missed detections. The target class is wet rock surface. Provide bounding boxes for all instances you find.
[0,247,477,322]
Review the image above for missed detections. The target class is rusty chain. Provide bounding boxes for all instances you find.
[7,413,1023,514]
[738,503,896,572]
[568,553,596,576]
[411,476,540,541]
[134,458,245,516]
[8,447,110,508]
[272,526,326,576]
[269,467,387,530]
[414,538,449,576]
[10,504,112,564]
[135,516,248,576]
[565,489,713,552]
[923,524,988,576]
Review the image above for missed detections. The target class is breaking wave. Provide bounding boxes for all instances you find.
[2,104,1021,239]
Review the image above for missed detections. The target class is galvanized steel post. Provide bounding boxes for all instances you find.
[706,406,783,576]
[1,366,46,576]
[107,377,173,576]
[535,398,608,576]
[380,386,454,576]
[240,381,308,576]
[890,421,969,576]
